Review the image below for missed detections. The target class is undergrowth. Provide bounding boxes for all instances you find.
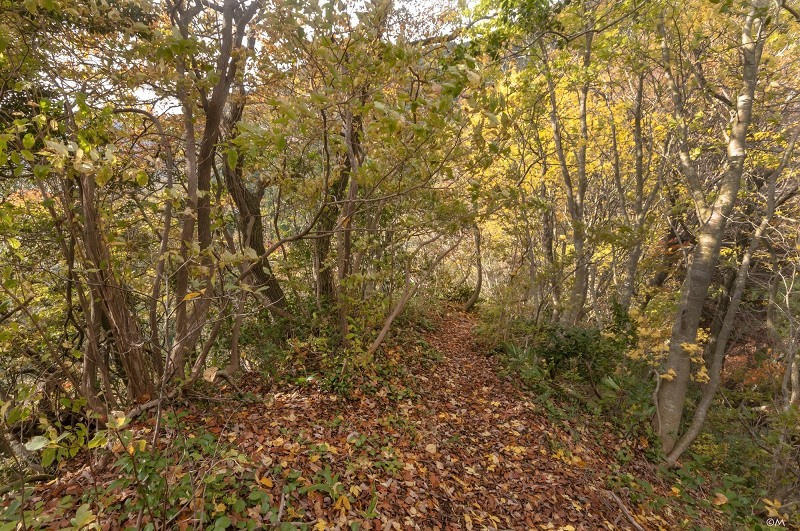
[487,312,793,530]
[1,305,446,530]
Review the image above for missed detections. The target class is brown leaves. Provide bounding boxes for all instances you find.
[24,310,721,530]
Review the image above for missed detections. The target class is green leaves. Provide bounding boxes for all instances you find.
[95,164,113,186]
[22,133,36,150]
[22,0,38,15]
[24,435,50,451]
[226,148,239,170]
[135,170,149,186]
[44,139,69,157]
[70,504,97,530]
[87,431,108,449]
[213,516,231,530]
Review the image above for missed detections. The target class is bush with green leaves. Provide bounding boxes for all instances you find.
[500,304,636,385]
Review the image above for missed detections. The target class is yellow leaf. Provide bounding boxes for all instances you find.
[763,498,783,517]
[313,520,328,531]
[763,498,781,508]
[260,477,274,488]
[334,495,351,513]
[713,492,728,506]
[107,412,128,429]
[660,368,677,381]
[127,439,146,455]
[182,290,205,302]
[349,485,362,497]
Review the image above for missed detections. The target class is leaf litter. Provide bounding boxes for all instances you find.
[18,311,722,530]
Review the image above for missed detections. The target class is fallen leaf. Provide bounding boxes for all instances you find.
[203,366,219,382]
[713,492,729,506]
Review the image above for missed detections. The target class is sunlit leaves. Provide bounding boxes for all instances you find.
[24,435,49,451]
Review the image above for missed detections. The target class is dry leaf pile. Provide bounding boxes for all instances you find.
[20,312,721,530]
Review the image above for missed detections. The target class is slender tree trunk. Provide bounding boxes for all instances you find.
[570,56,591,324]
[78,171,154,401]
[655,7,766,454]
[315,213,339,307]
[81,297,107,415]
[336,109,362,343]
[540,26,592,326]
[616,74,656,312]
[314,120,352,310]
[170,86,200,379]
[221,292,247,378]
[665,214,769,464]
[169,0,260,380]
[619,244,643,311]
[542,191,561,323]
[111,108,175,375]
[790,340,800,407]
[463,226,482,312]
[367,236,463,358]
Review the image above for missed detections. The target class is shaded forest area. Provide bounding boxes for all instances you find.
[1,0,799,528]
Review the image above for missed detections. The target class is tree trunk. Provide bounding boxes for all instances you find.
[540,26,592,326]
[78,171,154,402]
[169,0,261,379]
[655,6,766,454]
[619,243,643,312]
[221,141,287,312]
[463,226,482,312]
[665,215,769,464]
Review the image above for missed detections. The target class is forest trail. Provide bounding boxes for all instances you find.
[393,310,660,530]
[28,311,705,530]
[213,309,677,530]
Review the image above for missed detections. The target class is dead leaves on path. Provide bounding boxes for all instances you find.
[24,312,716,530]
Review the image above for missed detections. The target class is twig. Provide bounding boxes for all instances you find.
[607,490,646,531]
[214,371,243,394]
[651,369,662,442]
[0,474,53,496]
[276,492,286,524]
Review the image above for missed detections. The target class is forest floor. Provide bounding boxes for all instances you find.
[14,310,723,530]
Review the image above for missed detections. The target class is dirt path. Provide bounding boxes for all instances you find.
[407,311,630,529]
[240,310,664,530]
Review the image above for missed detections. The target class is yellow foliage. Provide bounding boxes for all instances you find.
[660,368,677,381]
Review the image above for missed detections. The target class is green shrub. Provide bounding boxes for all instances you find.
[503,308,635,383]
